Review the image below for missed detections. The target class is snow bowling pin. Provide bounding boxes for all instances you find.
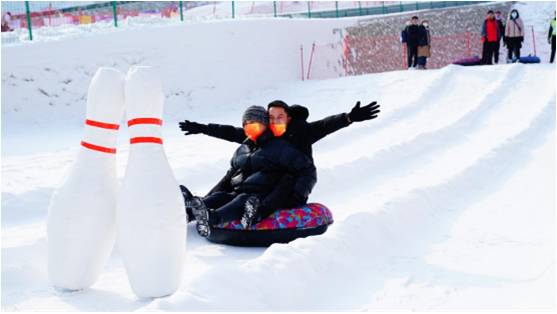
[47,67,125,290]
[116,66,186,298]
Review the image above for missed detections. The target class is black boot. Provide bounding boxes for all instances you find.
[180,185,196,223]
[189,196,211,237]
[241,195,261,229]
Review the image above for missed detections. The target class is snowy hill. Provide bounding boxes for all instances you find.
[1,1,556,311]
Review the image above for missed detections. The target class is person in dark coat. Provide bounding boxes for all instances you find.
[406,16,422,69]
[182,106,317,237]
[549,12,556,63]
[417,20,431,69]
[494,10,506,64]
[179,100,380,225]
[481,10,501,65]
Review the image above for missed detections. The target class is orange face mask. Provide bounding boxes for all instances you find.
[270,123,287,137]
[244,122,265,141]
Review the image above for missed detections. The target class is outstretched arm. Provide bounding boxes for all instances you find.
[179,120,245,144]
[307,101,380,144]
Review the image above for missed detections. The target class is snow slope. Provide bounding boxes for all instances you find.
[1,2,556,312]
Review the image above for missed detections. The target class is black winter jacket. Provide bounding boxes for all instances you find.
[210,130,317,205]
[406,24,423,47]
[201,105,351,159]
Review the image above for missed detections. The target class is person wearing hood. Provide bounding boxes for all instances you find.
[182,106,317,237]
[549,12,556,63]
[179,100,380,225]
[504,9,524,63]
[481,10,501,65]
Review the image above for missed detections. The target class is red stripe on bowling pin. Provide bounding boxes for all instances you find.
[129,137,163,144]
[128,117,163,145]
[127,118,163,127]
[85,119,120,130]
[81,119,119,153]
[81,141,117,154]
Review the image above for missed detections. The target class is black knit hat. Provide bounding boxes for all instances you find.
[242,105,269,125]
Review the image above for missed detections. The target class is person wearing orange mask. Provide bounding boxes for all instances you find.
[179,99,380,225]
[180,99,379,158]
[181,106,317,237]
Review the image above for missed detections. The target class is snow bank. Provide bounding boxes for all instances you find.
[1,1,555,311]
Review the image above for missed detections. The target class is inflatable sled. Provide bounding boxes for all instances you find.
[453,56,482,66]
[518,55,541,64]
[207,203,333,247]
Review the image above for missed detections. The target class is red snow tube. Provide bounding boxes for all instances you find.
[453,55,482,66]
[207,203,333,247]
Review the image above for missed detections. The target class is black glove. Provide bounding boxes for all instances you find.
[348,101,380,123]
[179,120,206,135]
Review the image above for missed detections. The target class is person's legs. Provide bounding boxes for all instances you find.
[412,46,418,67]
[514,39,521,59]
[481,41,489,64]
[494,40,500,63]
[485,42,494,65]
[407,45,414,68]
[260,174,295,220]
[211,193,252,225]
[551,36,556,63]
[507,41,514,62]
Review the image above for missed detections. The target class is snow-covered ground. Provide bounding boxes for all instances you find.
[1,1,556,312]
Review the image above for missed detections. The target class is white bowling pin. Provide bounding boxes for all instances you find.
[116,66,186,298]
[47,67,125,290]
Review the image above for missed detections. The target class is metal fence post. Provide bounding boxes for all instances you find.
[358,1,363,15]
[273,1,277,17]
[399,2,403,12]
[307,1,312,18]
[382,1,385,14]
[415,2,419,10]
[335,1,339,18]
[112,1,118,27]
[231,1,235,18]
[179,1,184,21]
[25,1,33,41]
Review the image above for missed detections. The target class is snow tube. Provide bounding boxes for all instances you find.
[453,56,482,66]
[518,55,541,64]
[207,203,333,247]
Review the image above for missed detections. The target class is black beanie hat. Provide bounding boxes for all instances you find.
[242,105,269,125]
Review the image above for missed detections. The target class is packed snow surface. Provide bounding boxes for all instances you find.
[1,2,555,311]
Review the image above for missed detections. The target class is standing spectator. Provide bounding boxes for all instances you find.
[481,10,501,65]
[401,21,410,44]
[1,12,13,32]
[417,20,431,69]
[549,12,556,63]
[494,10,506,64]
[406,16,421,69]
[504,9,524,63]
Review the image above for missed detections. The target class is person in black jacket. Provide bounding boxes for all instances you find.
[180,100,379,160]
[182,106,317,237]
[179,100,379,223]
[549,12,556,63]
[494,10,506,64]
[406,16,423,69]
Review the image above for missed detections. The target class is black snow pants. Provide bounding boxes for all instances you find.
[407,44,418,68]
[551,36,556,63]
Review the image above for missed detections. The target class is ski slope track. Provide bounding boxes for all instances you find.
[1,3,556,311]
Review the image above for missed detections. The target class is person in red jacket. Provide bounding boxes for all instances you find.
[481,10,501,65]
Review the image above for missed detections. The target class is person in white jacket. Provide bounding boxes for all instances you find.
[504,9,524,63]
